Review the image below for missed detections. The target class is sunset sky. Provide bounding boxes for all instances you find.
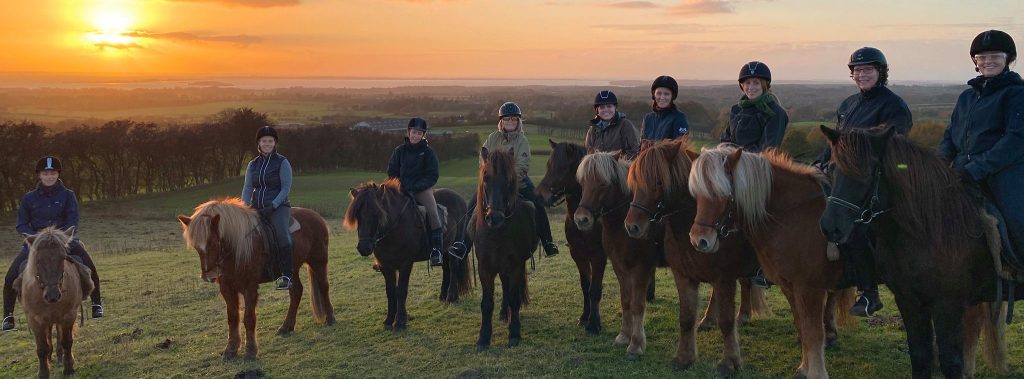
[0,0,1021,83]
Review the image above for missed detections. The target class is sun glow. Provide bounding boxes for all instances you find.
[83,4,140,49]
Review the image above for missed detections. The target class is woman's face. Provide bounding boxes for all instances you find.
[408,128,425,144]
[851,64,879,92]
[596,104,616,121]
[653,87,673,109]
[500,116,520,132]
[39,170,59,186]
[740,77,764,99]
[258,136,276,154]
[974,51,1008,78]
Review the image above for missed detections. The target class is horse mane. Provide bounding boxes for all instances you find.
[342,179,401,230]
[689,144,773,230]
[28,226,72,260]
[477,148,519,218]
[835,128,981,251]
[627,138,691,198]
[183,198,260,267]
[577,151,630,196]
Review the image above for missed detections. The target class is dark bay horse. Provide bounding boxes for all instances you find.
[178,199,336,359]
[471,146,536,351]
[16,227,93,379]
[343,179,472,331]
[819,126,1007,379]
[623,139,770,376]
[574,151,660,360]
[536,140,607,335]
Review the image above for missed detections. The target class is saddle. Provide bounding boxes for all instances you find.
[973,193,1024,322]
[257,217,302,284]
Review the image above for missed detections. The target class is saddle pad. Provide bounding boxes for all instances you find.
[289,217,300,233]
[416,204,449,230]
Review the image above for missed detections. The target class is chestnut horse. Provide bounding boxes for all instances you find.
[178,199,335,360]
[343,179,472,331]
[471,147,536,351]
[16,227,93,379]
[623,139,770,376]
[819,126,1007,379]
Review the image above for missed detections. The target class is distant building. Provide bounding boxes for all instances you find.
[351,118,408,133]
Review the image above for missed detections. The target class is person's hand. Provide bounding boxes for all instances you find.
[953,167,973,183]
[258,206,275,219]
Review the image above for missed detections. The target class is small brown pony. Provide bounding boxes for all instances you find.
[342,179,472,331]
[686,144,859,379]
[15,226,94,379]
[574,151,661,360]
[624,139,771,376]
[178,198,335,360]
[472,146,536,351]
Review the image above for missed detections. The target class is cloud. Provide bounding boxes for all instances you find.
[125,31,264,45]
[594,23,711,32]
[167,0,300,8]
[606,1,662,8]
[94,42,144,50]
[669,0,734,15]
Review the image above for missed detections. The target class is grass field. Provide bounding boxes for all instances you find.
[1,154,1022,378]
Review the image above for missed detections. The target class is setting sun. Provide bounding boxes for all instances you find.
[83,3,139,50]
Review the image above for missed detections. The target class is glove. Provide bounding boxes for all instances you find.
[953,167,973,183]
[258,206,275,219]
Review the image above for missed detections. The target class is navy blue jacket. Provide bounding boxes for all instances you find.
[939,70,1024,180]
[721,99,789,153]
[242,152,292,209]
[640,104,689,143]
[817,85,913,164]
[16,181,79,235]
[387,138,440,194]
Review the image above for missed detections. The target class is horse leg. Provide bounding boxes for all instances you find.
[612,265,632,347]
[891,291,935,379]
[933,301,966,379]
[822,290,839,349]
[382,268,397,331]
[34,324,52,379]
[242,286,259,360]
[499,279,511,324]
[791,287,828,379]
[220,285,241,359]
[60,322,75,375]
[278,268,304,335]
[646,270,656,303]
[573,253,593,328]
[626,268,652,360]
[393,263,413,331]
[714,279,742,377]
[670,269,700,371]
[699,284,720,331]
[506,270,524,347]
[440,258,452,303]
[586,256,607,336]
[476,269,497,352]
[736,277,753,327]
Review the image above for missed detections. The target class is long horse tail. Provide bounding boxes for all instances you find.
[834,287,858,328]
[980,301,1008,374]
[749,285,772,318]
[305,211,335,325]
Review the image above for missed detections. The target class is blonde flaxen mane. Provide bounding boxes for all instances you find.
[577,151,630,196]
[182,198,260,267]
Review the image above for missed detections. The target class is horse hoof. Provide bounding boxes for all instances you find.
[671,357,694,371]
[222,351,238,361]
[276,327,293,336]
[698,320,717,331]
[63,367,75,376]
[325,316,336,326]
[508,338,521,348]
[243,353,257,361]
[736,315,751,327]
[793,370,808,379]
[716,361,738,378]
[585,327,601,337]
[476,344,488,353]
[613,334,629,347]
[625,352,640,361]
[825,336,839,350]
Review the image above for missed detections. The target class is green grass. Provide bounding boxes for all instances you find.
[1,160,1022,378]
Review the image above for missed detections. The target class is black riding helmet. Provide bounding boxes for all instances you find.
[848,47,889,87]
[594,90,618,107]
[408,117,429,132]
[256,126,278,141]
[35,156,62,173]
[971,30,1017,64]
[498,102,522,119]
[651,75,678,100]
[738,61,772,90]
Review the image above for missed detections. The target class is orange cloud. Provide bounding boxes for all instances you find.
[125,31,263,46]
[167,0,301,8]
[606,1,662,8]
[669,0,734,15]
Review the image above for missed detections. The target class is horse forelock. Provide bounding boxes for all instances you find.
[691,144,773,229]
[29,227,71,264]
[577,152,630,196]
[184,198,259,268]
[628,140,689,198]
[478,148,518,217]
[343,180,392,231]
[832,130,874,179]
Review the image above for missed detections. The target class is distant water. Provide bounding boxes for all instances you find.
[0,76,646,90]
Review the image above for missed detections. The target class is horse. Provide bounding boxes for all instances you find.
[178,199,335,360]
[573,151,662,360]
[623,139,773,376]
[471,146,536,351]
[535,140,607,335]
[15,226,93,379]
[819,125,1007,379]
[342,179,472,331]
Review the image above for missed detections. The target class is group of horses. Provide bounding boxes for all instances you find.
[17,126,1007,377]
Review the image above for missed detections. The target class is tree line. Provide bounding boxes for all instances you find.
[0,108,480,212]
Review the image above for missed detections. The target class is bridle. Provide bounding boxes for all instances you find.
[357,189,411,249]
[629,199,682,224]
[827,165,890,226]
[694,197,740,239]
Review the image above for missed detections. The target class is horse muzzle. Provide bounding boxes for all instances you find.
[574,210,594,231]
[43,287,62,303]
[356,239,374,256]
[201,268,222,283]
[689,230,720,254]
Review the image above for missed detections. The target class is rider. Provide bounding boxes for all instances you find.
[3,156,104,332]
[721,61,790,288]
[939,30,1024,275]
[817,47,913,317]
[586,90,640,159]
[242,126,294,291]
[387,117,444,266]
[476,102,559,257]
[639,75,689,150]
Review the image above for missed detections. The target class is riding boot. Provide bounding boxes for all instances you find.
[92,302,104,319]
[542,240,559,257]
[429,228,444,266]
[751,268,772,289]
[850,285,883,317]
[1,313,13,332]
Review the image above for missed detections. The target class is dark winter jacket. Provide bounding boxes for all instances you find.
[586,112,641,159]
[387,138,440,194]
[640,104,689,143]
[817,85,913,164]
[242,152,292,209]
[16,181,79,235]
[721,100,789,152]
[939,70,1024,181]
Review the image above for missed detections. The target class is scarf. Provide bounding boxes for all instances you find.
[738,93,776,117]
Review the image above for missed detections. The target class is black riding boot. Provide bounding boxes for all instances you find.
[429,228,444,267]
[850,285,883,317]
[1,313,13,332]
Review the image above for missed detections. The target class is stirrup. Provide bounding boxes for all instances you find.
[1,315,14,332]
[429,249,444,267]
[448,241,468,260]
[92,304,104,318]
[275,276,292,290]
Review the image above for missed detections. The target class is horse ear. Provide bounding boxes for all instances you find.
[613,149,625,160]
[349,187,357,198]
[64,226,76,238]
[549,139,557,149]
[210,214,221,231]
[684,149,700,162]
[882,125,897,139]
[725,148,744,174]
[24,233,36,246]
[177,215,191,227]
[820,125,840,145]
[480,146,489,163]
